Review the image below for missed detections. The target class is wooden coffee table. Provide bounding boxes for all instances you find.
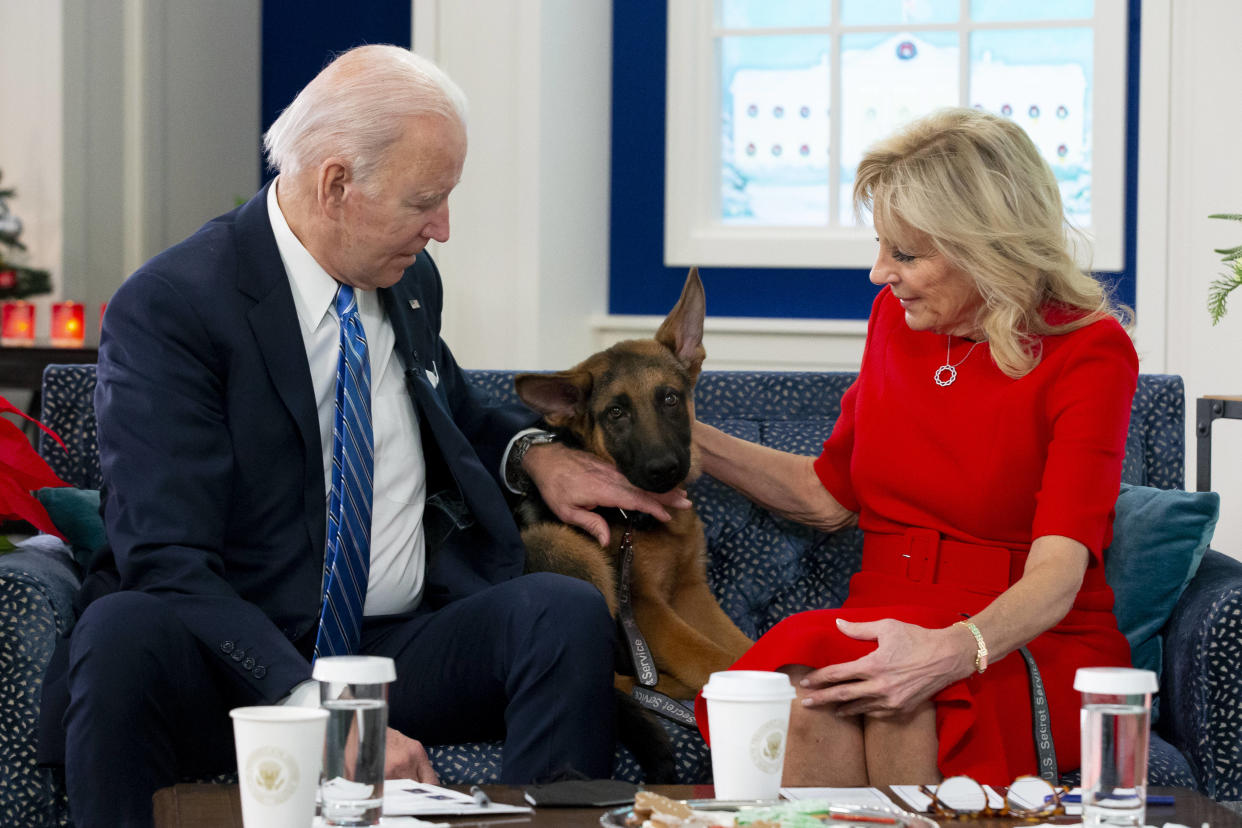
[152,783,1242,827]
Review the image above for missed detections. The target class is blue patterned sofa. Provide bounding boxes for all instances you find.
[2,366,1239,825]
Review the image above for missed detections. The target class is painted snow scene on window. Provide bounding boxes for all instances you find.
[718,2,1095,231]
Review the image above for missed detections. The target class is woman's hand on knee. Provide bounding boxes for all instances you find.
[797,618,970,716]
[384,727,439,784]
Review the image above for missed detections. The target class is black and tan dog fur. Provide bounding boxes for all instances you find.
[514,269,753,702]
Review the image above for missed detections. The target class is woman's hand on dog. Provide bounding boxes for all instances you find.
[522,442,692,546]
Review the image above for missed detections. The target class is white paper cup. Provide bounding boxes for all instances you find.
[231,705,329,828]
[702,670,796,800]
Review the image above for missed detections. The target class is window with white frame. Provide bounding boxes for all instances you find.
[664,0,1128,271]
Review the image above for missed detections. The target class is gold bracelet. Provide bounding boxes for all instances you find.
[955,620,989,674]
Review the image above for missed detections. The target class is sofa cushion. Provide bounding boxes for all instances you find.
[1104,483,1219,679]
[35,487,104,569]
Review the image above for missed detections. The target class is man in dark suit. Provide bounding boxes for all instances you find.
[54,45,688,827]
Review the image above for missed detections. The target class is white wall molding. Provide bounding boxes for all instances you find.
[592,314,867,372]
[1132,0,1171,373]
[411,0,438,61]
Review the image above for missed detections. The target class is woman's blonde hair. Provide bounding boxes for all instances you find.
[853,107,1125,378]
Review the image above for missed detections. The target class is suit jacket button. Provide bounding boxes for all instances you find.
[253,666,267,679]
[220,640,235,654]
[243,657,256,670]
[231,649,245,662]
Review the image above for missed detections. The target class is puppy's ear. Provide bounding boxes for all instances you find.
[514,370,592,428]
[654,267,706,377]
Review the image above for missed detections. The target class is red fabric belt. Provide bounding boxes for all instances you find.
[862,529,1029,593]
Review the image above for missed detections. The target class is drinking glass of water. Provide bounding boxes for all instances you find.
[313,656,396,827]
[1075,667,1158,828]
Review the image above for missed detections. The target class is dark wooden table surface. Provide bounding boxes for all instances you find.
[151,783,1242,828]
[0,344,98,389]
[0,344,97,437]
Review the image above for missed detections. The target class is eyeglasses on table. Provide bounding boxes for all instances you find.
[918,775,1070,820]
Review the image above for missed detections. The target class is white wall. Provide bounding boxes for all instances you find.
[0,0,63,413]
[0,0,63,319]
[418,0,612,371]
[60,0,259,316]
[1162,0,1242,554]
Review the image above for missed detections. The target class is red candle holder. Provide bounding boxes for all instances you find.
[2,300,36,346]
[51,301,86,348]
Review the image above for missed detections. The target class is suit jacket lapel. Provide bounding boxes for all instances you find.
[380,277,522,564]
[234,183,326,554]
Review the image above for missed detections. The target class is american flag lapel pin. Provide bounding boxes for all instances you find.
[408,299,421,310]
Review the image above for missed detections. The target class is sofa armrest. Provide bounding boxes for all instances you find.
[0,537,82,635]
[0,538,81,826]
[1158,548,1242,800]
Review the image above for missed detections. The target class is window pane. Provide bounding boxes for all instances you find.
[841,0,959,26]
[720,0,831,28]
[839,32,959,225]
[720,36,831,226]
[971,0,1093,23]
[969,28,1093,228]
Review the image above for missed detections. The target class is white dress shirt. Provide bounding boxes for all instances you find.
[267,181,427,617]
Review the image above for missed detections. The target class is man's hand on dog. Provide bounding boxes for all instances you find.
[522,442,692,546]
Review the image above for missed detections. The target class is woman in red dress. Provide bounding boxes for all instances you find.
[693,108,1136,787]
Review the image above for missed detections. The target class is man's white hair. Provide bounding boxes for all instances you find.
[263,44,468,186]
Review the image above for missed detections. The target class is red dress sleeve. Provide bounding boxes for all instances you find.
[1030,317,1139,559]
[812,289,889,513]
[813,380,861,512]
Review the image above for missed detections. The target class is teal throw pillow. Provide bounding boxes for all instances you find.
[1104,483,1219,678]
[35,487,106,568]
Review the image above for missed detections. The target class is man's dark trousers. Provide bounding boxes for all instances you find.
[63,572,615,827]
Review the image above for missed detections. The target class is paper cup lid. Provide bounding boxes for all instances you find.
[1074,667,1158,694]
[311,655,396,684]
[700,670,796,701]
[229,705,328,723]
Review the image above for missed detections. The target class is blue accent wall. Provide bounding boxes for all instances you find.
[259,0,411,182]
[610,2,1141,319]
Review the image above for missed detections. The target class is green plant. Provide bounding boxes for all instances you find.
[1208,213,1242,325]
[0,168,52,300]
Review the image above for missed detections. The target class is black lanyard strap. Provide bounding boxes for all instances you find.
[1017,643,1059,783]
[631,685,698,728]
[617,521,658,688]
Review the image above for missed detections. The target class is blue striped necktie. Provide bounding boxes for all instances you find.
[314,284,374,660]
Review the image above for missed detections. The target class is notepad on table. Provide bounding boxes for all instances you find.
[382,780,533,817]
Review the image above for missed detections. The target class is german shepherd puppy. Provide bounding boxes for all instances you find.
[513,269,753,705]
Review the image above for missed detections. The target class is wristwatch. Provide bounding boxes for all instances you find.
[505,429,558,494]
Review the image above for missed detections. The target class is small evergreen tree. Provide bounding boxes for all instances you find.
[0,169,52,300]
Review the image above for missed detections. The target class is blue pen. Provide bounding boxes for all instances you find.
[1048,794,1175,805]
